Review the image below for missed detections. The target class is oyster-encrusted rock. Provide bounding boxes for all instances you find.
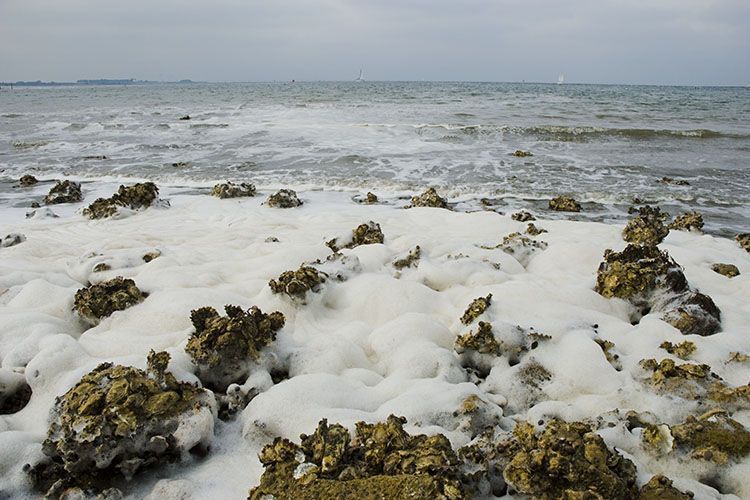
[326,221,384,252]
[408,187,448,209]
[525,223,547,236]
[669,212,704,232]
[622,205,669,246]
[392,246,421,270]
[82,182,160,219]
[711,263,740,277]
[0,369,32,414]
[249,415,466,500]
[639,474,694,499]
[43,180,82,205]
[595,245,675,300]
[73,277,146,326]
[266,189,303,208]
[269,265,325,300]
[511,210,535,222]
[460,294,492,325]
[185,305,284,391]
[737,233,750,253]
[659,340,696,359]
[500,420,638,499]
[19,174,39,187]
[548,195,581,212]
[211,181,256,199]
[29,352,215,496]
[1,233,26,248]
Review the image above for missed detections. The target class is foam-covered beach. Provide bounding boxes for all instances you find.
[1,178,749,498]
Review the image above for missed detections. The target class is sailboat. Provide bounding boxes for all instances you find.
[355,69,365,82]
[557,73,565,85]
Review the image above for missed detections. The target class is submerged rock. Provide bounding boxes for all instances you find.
[269,265,326,300]
[326,221,384,252]
[711,263,740,278]
[82,182,161,219]
[392,246,421,270]
[185,305,284,391]
[43,180,82,205]
[29,352,214,496]
[460,294,492,325]
[669,212,704,232]
[500,420,638,499]
[211,181,256,199]
[408,187,448,209]
[19,174,38,187]
[735,233,750,253]
[249,415,466,500]
[1,233,26,248]
[622,205,669,246]
[73,277,146,326]
[511,210,535,222]
[512,150,533,157]
[0,369,32,414]
[548,195,581,212]
[266,189,303,208]
[639,474,694,499]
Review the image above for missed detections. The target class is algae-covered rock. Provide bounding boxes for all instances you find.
[525,223,547,236]
[392,246,421,270]
[73,277,146,326]
[43,180,82,205]
[326,221,384,252]
[19,174,39,187]
[622,205,669,246]
[211,181,256,199]
[185,305,285,391]
[0,369,32,414]
[1,233,26,248]
[639,474,694,499]
[669,212,704,232]
[595,244,683,300]
[659,340,696,359]
[711,263,740,278]
[737,233,750,253]
[548,195,581,212]
[461,294,492,325]
[269,265,325,300]
[512,150,533,157]
[408,187,448,209]
[266,189,303,208]
[82,182,160,219]
[30,352,214,496]
[511,210,535,222]
[671,411,750,463]
[249,415,466,500]
[500,420,638,500]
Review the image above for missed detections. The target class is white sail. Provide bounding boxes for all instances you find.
[557,73,565,85]
[355,69,364,81]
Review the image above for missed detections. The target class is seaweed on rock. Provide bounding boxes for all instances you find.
[326,221,384,252]
[548,195,581,212]
[185,305,285,391]
[266,189,303,208]
[27,352,215,497]
[82,182,160,219]
[408,187,448,209]
[211,181,256,199]
[248,415,466,500]
[43,180,82,205]
[269,265,326,300]
[73,277,146,326]
[622,206,669,246]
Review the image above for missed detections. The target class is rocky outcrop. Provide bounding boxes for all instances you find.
[408,188,448,209]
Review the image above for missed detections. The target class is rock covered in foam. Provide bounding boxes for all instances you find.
[249,415,466,499]
[392,245,421,270]
[73,277,146,326]
[408,187,448,209]
[27,352,215,496]
[185,305,285,391]
[269,265,326,300]
[1,233,26,248]
[43,180,82,205]
[326,221,384,252]
[623,205,669,246]
[211,181,256,199]
[0,369,32,414]
[548,195,581,212]
[266,189,303,208]
[82,182,161,219]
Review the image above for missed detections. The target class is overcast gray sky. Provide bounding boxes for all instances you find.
[1,0,748,85]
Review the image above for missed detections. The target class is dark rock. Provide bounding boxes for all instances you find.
[43,180,82,205]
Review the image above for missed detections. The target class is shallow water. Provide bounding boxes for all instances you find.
[1,82,749,234]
